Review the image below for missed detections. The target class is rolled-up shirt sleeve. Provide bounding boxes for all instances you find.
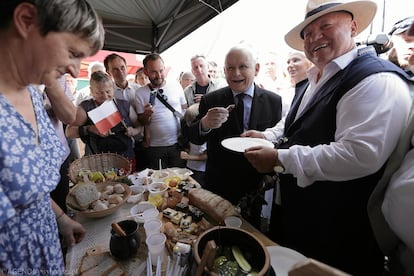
[279,73,412,187]
[262,117,285,143]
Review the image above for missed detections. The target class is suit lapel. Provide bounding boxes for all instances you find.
[285,80,309,130]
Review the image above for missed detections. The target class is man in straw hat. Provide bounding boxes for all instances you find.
[244,0,414,274]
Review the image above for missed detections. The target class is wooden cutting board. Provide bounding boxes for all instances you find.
[289,258,351,276]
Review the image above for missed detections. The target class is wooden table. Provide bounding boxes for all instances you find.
[239,218,276,247]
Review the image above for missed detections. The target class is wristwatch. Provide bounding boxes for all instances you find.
[273,164,285,174]
[273,150,285,173]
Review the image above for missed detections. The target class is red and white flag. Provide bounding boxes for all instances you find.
[87,100,122,135]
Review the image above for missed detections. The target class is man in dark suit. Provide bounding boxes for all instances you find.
[188,44,282,227]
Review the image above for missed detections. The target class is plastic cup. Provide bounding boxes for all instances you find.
[144,219,162,236]
[148,182,168,209]
[146,232,166,265]
[142,208,159,222]
[224,216,242,228]
[128,185,146,203]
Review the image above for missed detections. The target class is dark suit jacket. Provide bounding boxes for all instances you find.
[188,85,282,205]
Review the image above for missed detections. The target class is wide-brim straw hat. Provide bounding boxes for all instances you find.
[285,0,377,51]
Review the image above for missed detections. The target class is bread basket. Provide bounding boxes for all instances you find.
[66,182,131,218]
[68,153,131,184]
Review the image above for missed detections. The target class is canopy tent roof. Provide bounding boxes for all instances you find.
[88,0,238,54]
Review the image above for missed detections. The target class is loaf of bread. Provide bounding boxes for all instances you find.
[72,183,99,209]
[188,188,238,223]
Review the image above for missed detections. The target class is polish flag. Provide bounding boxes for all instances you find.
[87,100,122,135]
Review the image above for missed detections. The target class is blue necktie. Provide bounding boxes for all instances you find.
[236,93,245,130]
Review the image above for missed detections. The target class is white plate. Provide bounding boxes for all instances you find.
[267,246,307,276]
[221,137,274,153]
[168,167,193,180]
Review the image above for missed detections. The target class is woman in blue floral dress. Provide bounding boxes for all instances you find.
[0,0,104,274]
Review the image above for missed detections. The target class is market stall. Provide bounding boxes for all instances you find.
[65,154,348,275]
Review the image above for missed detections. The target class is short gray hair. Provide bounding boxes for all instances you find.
[226,43,259,65]
[0,0,105,55]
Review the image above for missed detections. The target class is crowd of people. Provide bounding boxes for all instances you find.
[1,0,414,275]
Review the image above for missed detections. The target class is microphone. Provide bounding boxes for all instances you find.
[355,33,393,55]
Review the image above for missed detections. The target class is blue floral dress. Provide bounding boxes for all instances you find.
[0,86,66,274]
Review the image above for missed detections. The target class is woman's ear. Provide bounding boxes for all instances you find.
[13,2,38,39]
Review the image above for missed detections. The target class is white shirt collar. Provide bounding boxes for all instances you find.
[231,83,255,98]
[308,48,358,85]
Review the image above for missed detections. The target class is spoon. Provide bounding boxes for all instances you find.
[111,222,127,237]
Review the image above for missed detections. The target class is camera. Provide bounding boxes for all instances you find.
[355,33,393,55]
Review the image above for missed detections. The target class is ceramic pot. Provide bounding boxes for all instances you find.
[193,226,270,275]
[110,220,140,259]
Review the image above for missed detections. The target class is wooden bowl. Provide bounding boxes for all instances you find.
[193,226,270,275]
[66,182,131,218]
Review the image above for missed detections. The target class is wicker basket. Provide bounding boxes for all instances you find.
[68,153,131,184]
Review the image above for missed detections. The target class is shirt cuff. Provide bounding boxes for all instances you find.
[199,122,211,136]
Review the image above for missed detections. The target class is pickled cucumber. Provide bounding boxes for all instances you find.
[231,246,251,273]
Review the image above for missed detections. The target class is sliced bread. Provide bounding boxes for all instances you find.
[79,252,108,274]
[72,183,99,209]
[80,254,117,276]
[104,265,126,276]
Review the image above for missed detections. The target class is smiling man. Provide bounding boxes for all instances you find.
[243,0,413,274]
[188,44,282,228]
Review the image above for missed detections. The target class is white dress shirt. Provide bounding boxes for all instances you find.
[135,81,186,147]
[262,117,285,143]
[113,81,140,110]
[278,48,412,187]
[382,131,414,251]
